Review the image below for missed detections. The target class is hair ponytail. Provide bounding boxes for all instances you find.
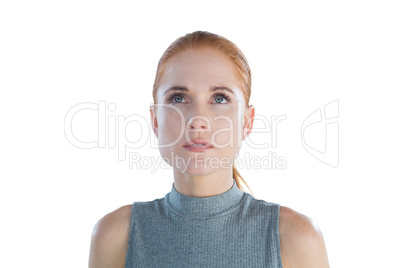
[233,163,254,197]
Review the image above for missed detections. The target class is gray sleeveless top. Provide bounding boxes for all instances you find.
[124,179,283,268]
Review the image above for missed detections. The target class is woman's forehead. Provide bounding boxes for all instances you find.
[159,48,242,95]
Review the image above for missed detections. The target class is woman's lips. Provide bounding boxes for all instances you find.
[183,138,214,152]
[183,144,214,152]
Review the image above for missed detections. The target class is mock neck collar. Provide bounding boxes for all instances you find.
[164,179,246,220]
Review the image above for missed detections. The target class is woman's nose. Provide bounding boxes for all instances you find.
[188,116,210,130]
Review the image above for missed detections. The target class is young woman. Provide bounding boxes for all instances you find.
[89,30,330,268]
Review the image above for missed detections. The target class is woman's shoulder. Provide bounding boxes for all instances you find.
[92,204,133,238]
[278,205,330,267]
[88,204,133,268]
[91,204,133,243]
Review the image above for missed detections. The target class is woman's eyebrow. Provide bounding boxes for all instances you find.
[210,86,235,95]
[163,86,188,97]
[163,86,234,97]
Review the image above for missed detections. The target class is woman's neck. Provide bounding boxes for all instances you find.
[172,167,234,197]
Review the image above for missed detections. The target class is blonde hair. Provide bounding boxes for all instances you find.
[152,30,254,197]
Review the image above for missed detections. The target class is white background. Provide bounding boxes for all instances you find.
[1,1,401,267]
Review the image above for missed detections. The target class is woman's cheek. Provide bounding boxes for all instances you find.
[212,111,242,147]
[157,110,182,146]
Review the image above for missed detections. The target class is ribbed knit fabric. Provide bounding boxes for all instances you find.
[124,179,283,268]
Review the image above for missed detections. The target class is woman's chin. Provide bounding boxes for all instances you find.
[177,166,217,176]
[175,160,220,175]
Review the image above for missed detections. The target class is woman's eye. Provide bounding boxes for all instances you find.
[173,95,185,103]
[213,94,230,104]
[168,94,186,103]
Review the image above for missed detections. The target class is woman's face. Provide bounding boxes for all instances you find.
[151,47,254,175]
